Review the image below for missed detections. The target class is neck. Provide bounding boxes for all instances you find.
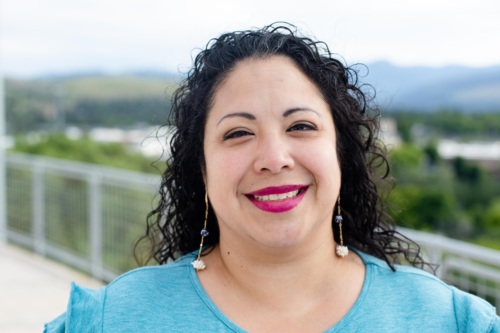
[209,233,343,306]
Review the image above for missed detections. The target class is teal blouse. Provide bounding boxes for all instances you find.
[45,250,500,332]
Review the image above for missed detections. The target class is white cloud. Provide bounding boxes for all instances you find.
[1,0,499,77]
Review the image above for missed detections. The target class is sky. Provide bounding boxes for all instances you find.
[1,0,500,78]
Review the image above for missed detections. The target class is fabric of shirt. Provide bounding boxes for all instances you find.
[44,249,500,332]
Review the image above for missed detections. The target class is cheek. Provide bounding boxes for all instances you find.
[303,140,339,169]
[205,150,249,191]
[301,142,341,192]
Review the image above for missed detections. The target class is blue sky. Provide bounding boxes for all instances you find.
[1,0,500,78]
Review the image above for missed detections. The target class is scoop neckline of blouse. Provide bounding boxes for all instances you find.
[186,248,373,333]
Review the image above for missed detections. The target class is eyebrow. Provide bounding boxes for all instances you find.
[283,107,321,117]
[216,107,320,126]
[217,112,256,126]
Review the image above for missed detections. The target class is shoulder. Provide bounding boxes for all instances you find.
[101,254,199,310]
[358,249,451,293]
[44,283,106,333]
[358,250,457,315]
[45,253,199,333]
[106,253,193,293]
[358,249,461,297]
[354,250,499,332]
[452,286,500,332]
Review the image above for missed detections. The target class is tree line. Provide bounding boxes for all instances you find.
[5,77,172,133]
[387,114,500,249]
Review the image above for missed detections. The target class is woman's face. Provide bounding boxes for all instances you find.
[203,55,341,251]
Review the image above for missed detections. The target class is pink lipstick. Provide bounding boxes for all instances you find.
[246,185,308,213]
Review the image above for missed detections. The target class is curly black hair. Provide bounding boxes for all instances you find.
[135,22,428,270]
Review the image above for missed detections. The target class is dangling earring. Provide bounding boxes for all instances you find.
[335,197,349,257]
[192,192,209,271]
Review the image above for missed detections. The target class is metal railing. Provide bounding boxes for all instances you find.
[5,153,159,282]
[4,153,500,313]
[401,228,500,313]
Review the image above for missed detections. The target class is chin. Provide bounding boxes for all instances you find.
[252,229,306,249]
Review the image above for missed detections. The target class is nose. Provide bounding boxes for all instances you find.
[253,135,295,174]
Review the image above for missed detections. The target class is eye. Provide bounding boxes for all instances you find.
[287,122,317,132]
[223,129,253,140]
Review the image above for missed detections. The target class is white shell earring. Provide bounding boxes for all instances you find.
[335,197,349,258]
[192,192,210,271]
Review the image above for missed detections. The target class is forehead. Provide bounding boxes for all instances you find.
[219,55,314,88]
[209,55,325,110]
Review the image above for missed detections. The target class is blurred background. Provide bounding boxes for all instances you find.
[1,0,499,331]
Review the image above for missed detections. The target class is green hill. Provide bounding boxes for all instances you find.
[6,75,178,133]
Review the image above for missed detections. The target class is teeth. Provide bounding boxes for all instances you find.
[254,190,300,202]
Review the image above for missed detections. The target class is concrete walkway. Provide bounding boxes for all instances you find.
[0,242,103,333]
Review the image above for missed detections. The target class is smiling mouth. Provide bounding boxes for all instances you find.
[253,189,301,202]
[246,185,308,213]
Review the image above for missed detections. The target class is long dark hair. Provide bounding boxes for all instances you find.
[135,22,428,270]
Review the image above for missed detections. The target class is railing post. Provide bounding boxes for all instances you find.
[89,172,103,280]
[0,32,6,243]
[428,246,443,278]
[33,161,46,254]
[0,148,6,243]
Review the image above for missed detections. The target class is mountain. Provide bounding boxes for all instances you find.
[9,63,500,113]
[36,70,183,82]
[361,61,500,111]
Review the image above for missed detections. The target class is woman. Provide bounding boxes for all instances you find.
[45,23,499,332]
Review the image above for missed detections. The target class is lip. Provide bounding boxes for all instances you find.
[246,185,309,213]
[248,185,305,196]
